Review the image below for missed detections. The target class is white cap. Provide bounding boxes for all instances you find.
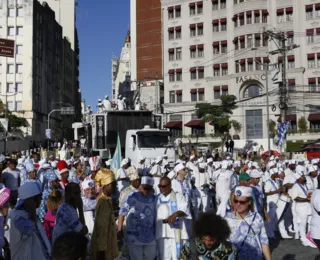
[190,155,195,160]
[105,95,108,98]
[105,160,111,167]
[17,158,25,165]
[207,158,214,163]
[81,179,95,190]
[267,161,275,168]
[155,156,162,164]
[296,165,305,176]
[198,163,206,169]
[139,156,146,162]
[289,160,296,165]
[308,165,317,174]
[174,163,185,173]
[221,160,228,169]
[197,157,204,164]
[233,161,241,168]
[162,159,169,166]
[121,158,129,167]
[235,186,252,198]
[167,170,177,180]
[141,176,154,186]
[294,172,305,180]
[51,161,57,168]
[270,155,275,161]
[252,162,259,168]
[311,159,318,164]
[250,169,262,178]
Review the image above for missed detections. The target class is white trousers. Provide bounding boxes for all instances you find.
[128,244,157,260]
[296,211,311,241]
[157,238,188,260]
[216,193,229,217]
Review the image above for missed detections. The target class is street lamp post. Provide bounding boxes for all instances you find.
[47,109,61,151]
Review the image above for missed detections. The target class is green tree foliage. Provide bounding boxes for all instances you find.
[196,95,238,140]
[298,116,308,133]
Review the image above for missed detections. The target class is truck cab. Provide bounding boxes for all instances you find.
[125,125,175,167]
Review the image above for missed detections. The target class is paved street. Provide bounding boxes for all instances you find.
[271,237,319,260]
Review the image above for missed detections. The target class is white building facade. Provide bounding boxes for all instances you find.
[162,0,320,143]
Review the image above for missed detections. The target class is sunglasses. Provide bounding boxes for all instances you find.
[233,199,249,205]
[158,184,170,189]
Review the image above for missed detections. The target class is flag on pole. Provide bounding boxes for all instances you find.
[277,121,290,148]
[111,133,122,174]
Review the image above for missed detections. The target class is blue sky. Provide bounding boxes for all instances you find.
[76,0,130,111]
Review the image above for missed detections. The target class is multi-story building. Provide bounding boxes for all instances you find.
[130,0,164,112]
[39,0,82,139]
[0,0,64,142]
[112,31,134,107]
[162,0,320,144]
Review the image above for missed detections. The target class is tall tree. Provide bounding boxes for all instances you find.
[196,95,238,149]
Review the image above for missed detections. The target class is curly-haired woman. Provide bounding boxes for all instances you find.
[179,212,237,260]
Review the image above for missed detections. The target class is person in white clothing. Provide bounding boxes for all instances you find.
[306,165,318,191]
[117,95,124,111]
[116,159,130,193]
[310,175,320,251]
[156,177,190,260]
[196,163,211,213]
[150,156,164,194]
[291,171,315,248]
[97,99,103,113]
[135,98,142,110]
[136,157,149,177]
[102,95,112,111]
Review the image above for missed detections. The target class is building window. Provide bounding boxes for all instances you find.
[190,26,196,37]
[191,91,197,102]
[16,83,22,92]
[190,4,196,15]
[213,43,219,54]
[277,11,284,23]
[306,5,313,19]
[254,13,260,24]
[0,64,2,74]
[168,8,174,19]
[287,12,293,22]
[247,62,253,71]
[317,55,320,67]
[197,2,203,14]
[176,28,181,39]
[212,1,218,10]
[7,83,14,93]
[308,54,315,68]
[222,87,228,96]
[176,47,182,60]
[16,101,22,111]
[175,7,181,18]
[214,89,221,99]
[240,38,245,49]
[221,0,226,9]
[246,109,263,139]
[177,92,182,103]
[239,16,244,26]
[221,42,227,53]
[8,8,15,17]
[168,29,174,40]
[190,68,197,80]
[169,72,175,82]
[7,101,14,111]
[169,91,175,103]
[263,36,268,47]
[169,50,175,61]
[198,46,204,57]
[235,62,240,73]
[197,24,203,36]
[307,29,314,43]
[288,79,296,92]
[244,85,261,98]
[262,13,268,23]
[255,35,261,47]
[16,64,22,73]
[247,14,252,24]
[221,64,228,76]
[16,45,23,54]
[240,62,245,72]
[17,8,23,17]
[176,70,182,81]
[247,35,252,48]
[198,91,204,101]
[192,127,205,135]
[287,56,295,69]
[198,68,204,79]
[8,27,15,36]
[287,35,294,45]
[213,68,220,77]
[309,78,317,91]
[17,26,23,36]
[7,64,14,74]
[190,47,196,58]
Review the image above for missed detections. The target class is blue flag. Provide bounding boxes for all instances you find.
[277,121,290,148]
[111,133,122,175]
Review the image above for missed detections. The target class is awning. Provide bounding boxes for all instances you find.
[190,89,197,93]
[306,29,314,36]
[213,64,220,69]
[262,10,269,15]
[168,48,174,53]
[168,69,175,74]
[197,23,203,28]
[240,59,245,64]
[308,113,320,121]
[197,66,204,71]
[197,1,203,6]
[233,37,238,43]
[212,41,219,46]
[221,63,228,68]
[175,5,181,9]
[221,40,227,45]
[288,79,295,85]
[255,57,261,61]
[286,7,293,13]
[247,58,253,63]
[168,6,174,11]
[163,121,182,129]
[184,120,205,128]
[198,88,204,93]
[212,19,219,24]
[309,78,316,84]
[197,44,204,49]
[255,33,261,38]
[318,53,320,58]
[175,68,182,73]
[254,10,260,15]
[190,45,196,49]
[317,28,320,34]
[220,18,227,23]
[239,36,245,41]
[189,24,196,28]
[316,3,320,10]
[239,12,244,17]
[168,27,174,31]
[190,67,197,72]
[232,14,238,21]
[287,31,294,37]
[176,90,182,94]
[189,2,196,7]
[286,114,297,121]
[264,57,270,63]
[308,53,315,59]
[306,5,313,11]
[277,9,284,14]
[175,26,181,30]
[246,11,252,16]
[222,85,228,90]
[214,86,220,91]
[287,55,295,61]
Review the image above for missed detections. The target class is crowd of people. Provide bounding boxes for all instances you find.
[0,150,318,259]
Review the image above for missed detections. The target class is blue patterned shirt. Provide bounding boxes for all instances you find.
[119,190,156,245]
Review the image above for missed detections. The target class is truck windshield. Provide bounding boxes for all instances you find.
[137,131,170,148]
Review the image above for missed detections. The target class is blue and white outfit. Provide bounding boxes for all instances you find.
[226,211,269,260]
[251,184,264,217]
[52,203,84,244]
[156,191,189,260]
[16,161,27,186]
[9,182,51,260]
[119,190,157,260]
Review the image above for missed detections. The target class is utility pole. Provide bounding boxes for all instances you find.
[280,36,287,123]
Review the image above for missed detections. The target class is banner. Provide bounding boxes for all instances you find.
[111,133,122,175]
[277,121,290,148]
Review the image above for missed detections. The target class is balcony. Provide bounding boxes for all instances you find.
[233,1,267,14]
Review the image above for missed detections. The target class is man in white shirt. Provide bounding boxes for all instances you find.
[310,175,320,250]
[116,159,130,193]
[102,95,112,111]
[291,171,315,248]
[2,159,20,208]
[306,165,318,191]
[150,156,164,194]
[156,177,190,260]
[136,156,149,177]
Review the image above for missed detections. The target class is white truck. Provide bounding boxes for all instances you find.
[125,125,175,167]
